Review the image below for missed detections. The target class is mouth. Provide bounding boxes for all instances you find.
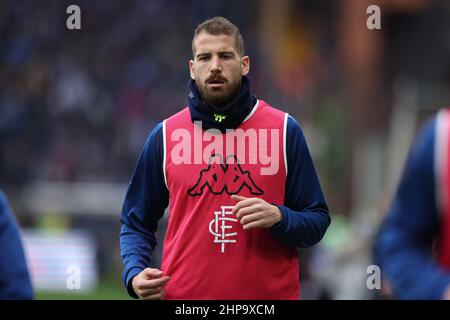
[206,78,227,89]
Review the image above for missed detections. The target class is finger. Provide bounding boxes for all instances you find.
[243,220,264,230]
[231,198,260,215]
[142,268,164,279]
[235,205,260,220]
[142,289,166,300]
[137,277,170,291]
[240,211,264,225]
[137,276,170,290]
[138,285,165,297]
[231,195,247,202]
[138,276,170,289]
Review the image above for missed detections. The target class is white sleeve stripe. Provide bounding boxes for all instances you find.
[283,113,289,177]
[162,119,168,189]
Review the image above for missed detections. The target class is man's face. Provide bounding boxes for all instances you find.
[190,32,250,107]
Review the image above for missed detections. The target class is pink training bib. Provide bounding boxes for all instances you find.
[161,100,299,299]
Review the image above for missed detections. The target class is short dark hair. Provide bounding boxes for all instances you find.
[192,17,245,57]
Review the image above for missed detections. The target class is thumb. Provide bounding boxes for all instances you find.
[231,194,247,202]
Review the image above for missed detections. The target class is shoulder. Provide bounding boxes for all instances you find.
[141,107,190,155]
[165,107,190,123]
[398,112,437,191]
[0,191,15,230]
[0,191,11,218]
[256,100,304,132]
[145,122,164,145]
[286,114,304,136]
[409,113,437,165]
[139,122,165,159]
[0,191,6,208]
[256,100,287,122]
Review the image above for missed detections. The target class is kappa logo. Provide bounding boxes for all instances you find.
[188,154,264,196]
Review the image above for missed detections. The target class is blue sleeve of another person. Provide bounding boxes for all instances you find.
[270,115,331,247]
[119,122,169,298]
[0,191,34,299]
[374,116,450,299]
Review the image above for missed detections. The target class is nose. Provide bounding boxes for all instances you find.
[210,56,222,73]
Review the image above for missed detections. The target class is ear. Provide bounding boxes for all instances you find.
[241,56,250,76]
[189,60,195,80]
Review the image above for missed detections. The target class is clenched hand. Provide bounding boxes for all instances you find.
[231,195,282,230]
[132,268,170,300]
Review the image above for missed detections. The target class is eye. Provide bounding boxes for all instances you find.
[198,56,209,61]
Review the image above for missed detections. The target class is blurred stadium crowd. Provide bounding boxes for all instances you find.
[1,0,450,299]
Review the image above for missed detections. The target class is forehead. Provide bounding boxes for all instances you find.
[194,32,238,55]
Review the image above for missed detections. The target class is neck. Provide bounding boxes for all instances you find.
[187,76,256,132]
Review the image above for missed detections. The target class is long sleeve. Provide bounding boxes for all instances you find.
[270,115,331,247]
[0,191,34,300]
[374,116,450,299]
[119,122,169,298]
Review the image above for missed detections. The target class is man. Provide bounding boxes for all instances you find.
[374,109,450,299]
[0,190,34,299]
[120,17,330,300]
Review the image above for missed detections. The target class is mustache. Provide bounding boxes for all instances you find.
[206,75,228,83]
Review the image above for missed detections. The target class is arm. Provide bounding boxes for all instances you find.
[0,191,34,299]
[119,122,169,298]
[374,116,450,299]
[270,115,331,247]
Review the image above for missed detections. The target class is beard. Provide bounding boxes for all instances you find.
[196,76,242,108]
